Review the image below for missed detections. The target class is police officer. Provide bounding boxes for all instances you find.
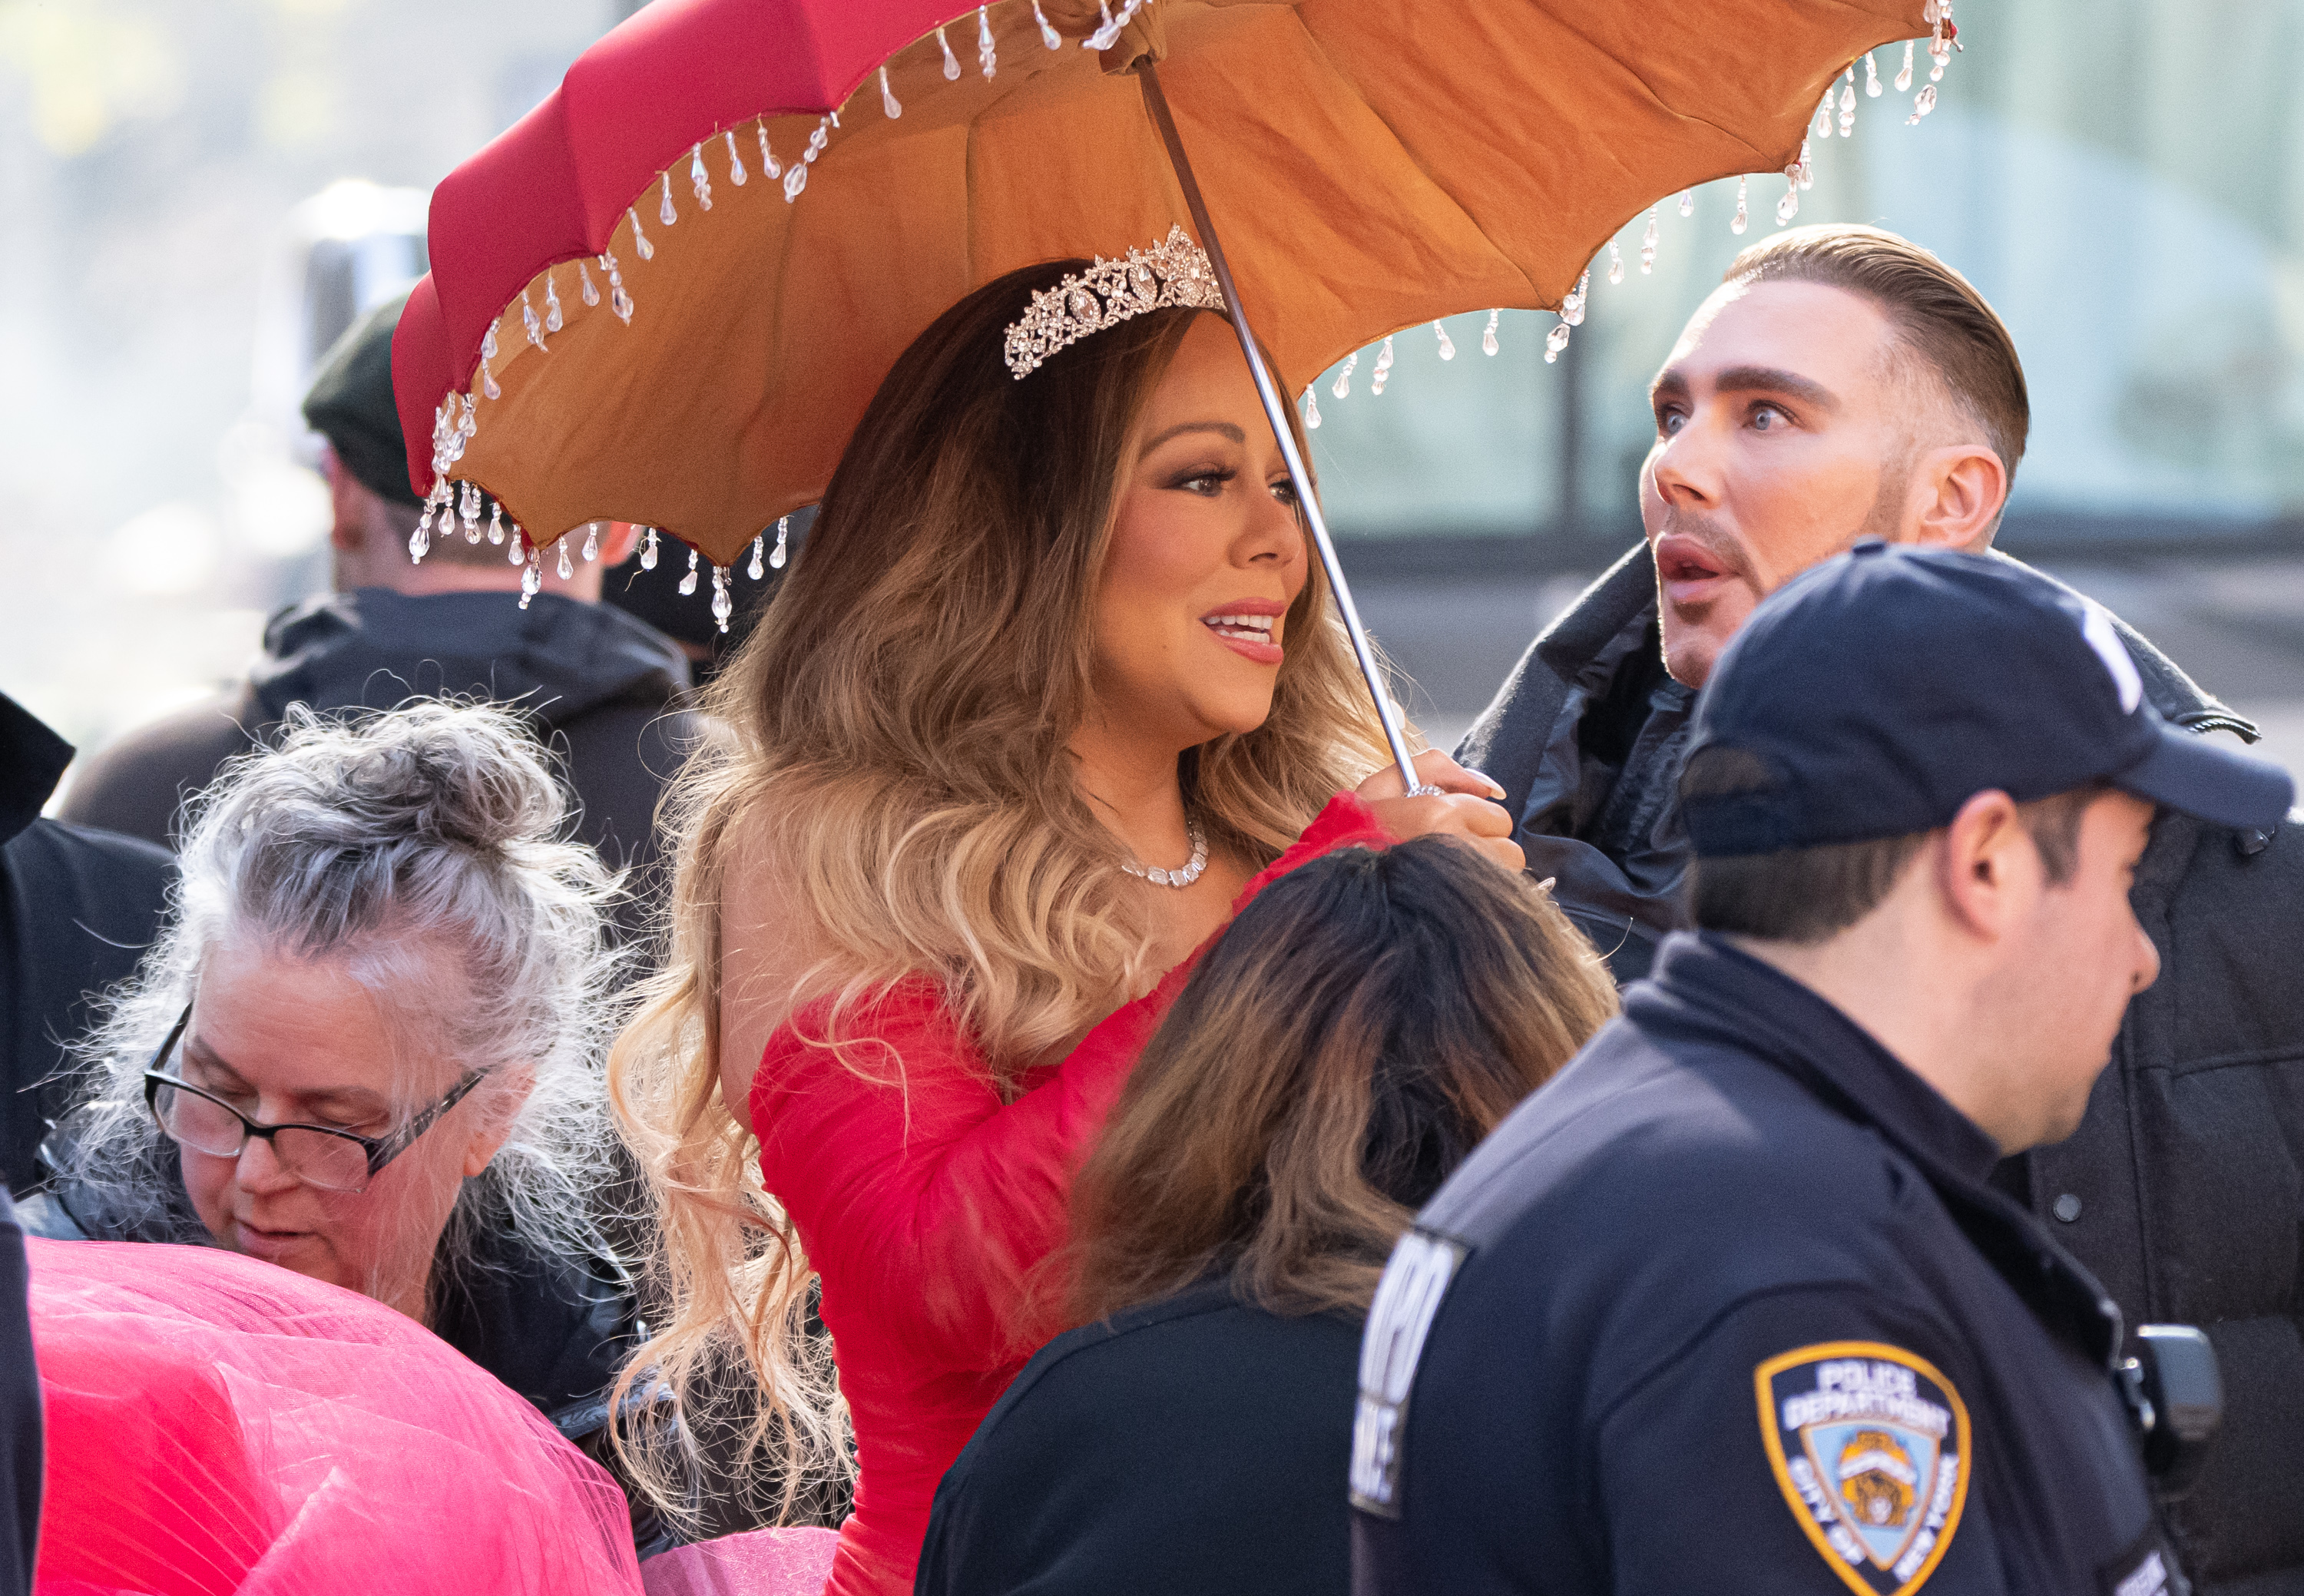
[1349,545,2292,1596]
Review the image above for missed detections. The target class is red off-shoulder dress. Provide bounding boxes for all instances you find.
[748,794,1392,1596]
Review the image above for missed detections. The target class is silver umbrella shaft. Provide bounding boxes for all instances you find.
[1137,64,1430,797]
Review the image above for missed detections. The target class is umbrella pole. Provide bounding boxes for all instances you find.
[1137,65,1437,799]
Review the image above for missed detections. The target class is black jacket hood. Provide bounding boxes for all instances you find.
[1458,544,2259,982]
[249,588,690,728]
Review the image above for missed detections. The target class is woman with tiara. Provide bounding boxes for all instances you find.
[611,236,1521,1595]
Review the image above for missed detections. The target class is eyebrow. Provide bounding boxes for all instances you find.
[183,1037,389,1122]
[1650,363,1840,412]
[1138,420,1246,455]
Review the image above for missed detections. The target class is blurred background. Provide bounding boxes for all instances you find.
[7,0,2304,786]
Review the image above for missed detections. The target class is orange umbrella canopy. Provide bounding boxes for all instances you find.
[396,0,1934,570]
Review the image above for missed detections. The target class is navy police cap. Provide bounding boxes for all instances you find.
[1680,543,2295,856]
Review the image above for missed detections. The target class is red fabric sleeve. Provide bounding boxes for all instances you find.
[750,792,1392,1369]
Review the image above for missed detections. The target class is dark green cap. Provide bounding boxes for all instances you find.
[302,289,422,509]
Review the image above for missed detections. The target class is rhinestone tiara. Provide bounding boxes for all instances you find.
[1003,226,1226,379]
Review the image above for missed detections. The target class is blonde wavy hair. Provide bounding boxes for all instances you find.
[609,260,1398,1521]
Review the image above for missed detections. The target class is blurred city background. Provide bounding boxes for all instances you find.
[6,0,2304,789]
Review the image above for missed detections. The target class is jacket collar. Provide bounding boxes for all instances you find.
[0,691,72,848]
[1462,542,2261,833]
[1639,930,2127,1369]
[1638,932,2002,1184]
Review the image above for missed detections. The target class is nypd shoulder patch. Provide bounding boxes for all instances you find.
[1755,1341,1971,1596]
[1349,1227,1466,1518]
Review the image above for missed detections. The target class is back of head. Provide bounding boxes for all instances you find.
[1725,225,2027,493]
[305,291,530,575]
[55,700,624,1268]
[1067,838,1618,1324]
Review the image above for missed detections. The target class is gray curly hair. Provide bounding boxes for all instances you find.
[48,698,630,1286]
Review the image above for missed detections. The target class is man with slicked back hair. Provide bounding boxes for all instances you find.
[1457,224,2304,1590]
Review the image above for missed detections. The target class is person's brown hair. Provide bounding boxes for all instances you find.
[1066,838,1618,1325]
[1687,783,2109,944]
[1726,224,2028,489]
[607,261,1397,1524]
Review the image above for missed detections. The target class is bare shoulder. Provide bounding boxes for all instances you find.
[714,816,833,1133]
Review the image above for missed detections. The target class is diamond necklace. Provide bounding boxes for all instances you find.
[1121,817,1208,889]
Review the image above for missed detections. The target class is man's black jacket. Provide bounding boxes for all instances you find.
[1458,543,2304,1592]
[56,588,693,937]
[0,694,173,1192]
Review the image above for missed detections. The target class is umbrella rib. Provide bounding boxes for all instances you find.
[1137,61,1427,796]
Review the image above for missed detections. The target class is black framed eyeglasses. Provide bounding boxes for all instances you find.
[141,1000,488,1195]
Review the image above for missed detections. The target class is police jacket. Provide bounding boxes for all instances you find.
[1350,933,2171,1596]
[1458,546,2304,1589]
